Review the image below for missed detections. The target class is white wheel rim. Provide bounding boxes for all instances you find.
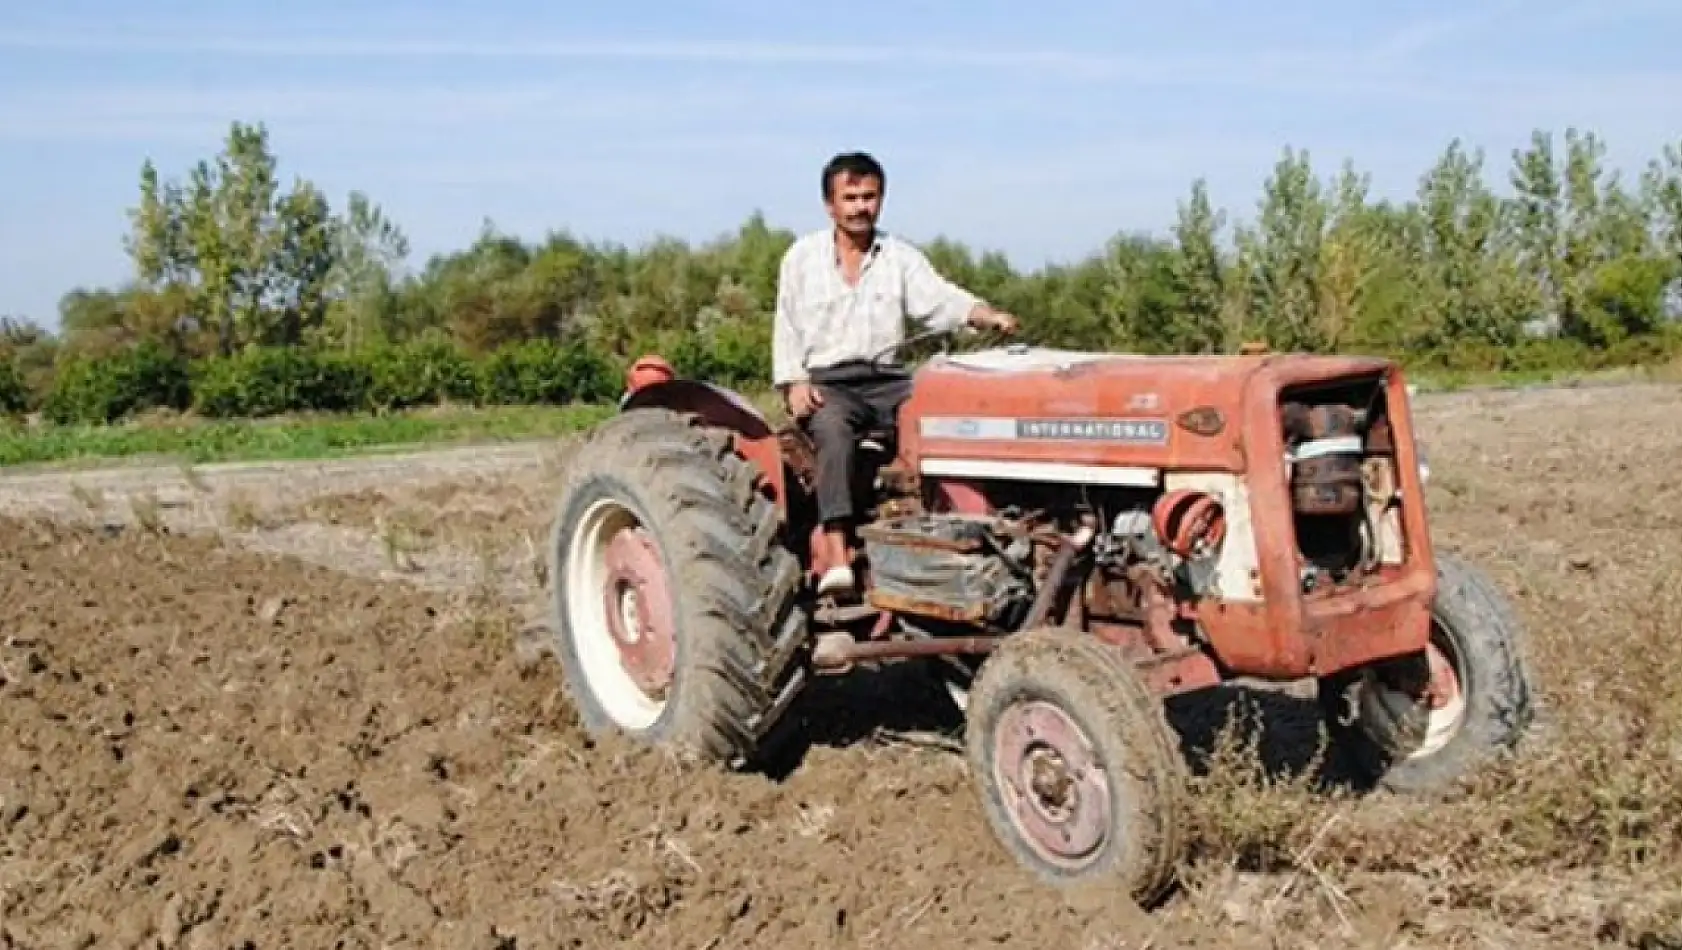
[564,496,667,731]
[1369,626,1468,760]
[1408,636,1467,759]
[1412,687,1467,758]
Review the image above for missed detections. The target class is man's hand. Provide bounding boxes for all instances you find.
[968,305,1019,336]
[787,381,824,419]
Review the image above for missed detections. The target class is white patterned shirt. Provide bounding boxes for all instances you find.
[772,228,983,387]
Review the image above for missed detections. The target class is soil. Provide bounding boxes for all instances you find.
[1,380,1679,948]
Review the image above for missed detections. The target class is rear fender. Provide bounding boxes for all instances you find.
[620,379,789,516]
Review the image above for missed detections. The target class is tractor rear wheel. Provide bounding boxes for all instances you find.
[1326,551,1535,794]
[548,408,809,769]
[964,627,1187,907]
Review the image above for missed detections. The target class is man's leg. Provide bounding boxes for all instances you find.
[859,374,914,436]
[805,382,870,593]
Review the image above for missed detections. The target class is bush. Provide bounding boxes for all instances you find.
[1410,330,1682,377]
[362,335,479,410]
[179,338,620,419]
[0,359,27,416]
[1596,328,1682,368]
[192,347,372,418]
[663,317,772,391]
[474,338,618,406]
[42,341,192,424]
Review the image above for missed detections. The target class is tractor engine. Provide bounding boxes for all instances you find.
[1279,374,1406,593]
[854,482,1226,639]
[858,513,1039,630]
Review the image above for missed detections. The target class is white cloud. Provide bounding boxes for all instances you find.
[0,30,1138,80]
[3,84,580,123]
[0,26,1464,91]
[9,21,1671,112]
[0,80,993,143]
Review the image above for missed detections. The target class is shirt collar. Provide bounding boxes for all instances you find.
[827,226,886,264]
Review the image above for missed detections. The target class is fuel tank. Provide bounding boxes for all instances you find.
[896,345,1397,476]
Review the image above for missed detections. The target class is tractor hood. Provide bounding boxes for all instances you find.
[898,345,1400,476]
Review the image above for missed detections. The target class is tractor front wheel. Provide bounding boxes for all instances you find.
[964,627,1188,907]
[1325,551,1535,794]
[548,408,809,769]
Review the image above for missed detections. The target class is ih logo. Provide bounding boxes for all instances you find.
[919,416,1170,444]
[1015,418,1169,444]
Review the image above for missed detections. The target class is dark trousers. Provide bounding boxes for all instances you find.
[802,362,912,524]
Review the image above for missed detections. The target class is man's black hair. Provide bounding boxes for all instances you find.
[821,152,885,200]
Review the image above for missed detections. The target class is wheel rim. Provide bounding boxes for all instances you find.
[991,699,1111,869]
[564,496,677,731]
[1408,624,1467,759]
[1366,618,1468,760]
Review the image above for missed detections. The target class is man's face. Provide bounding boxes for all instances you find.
[825,172,883,237]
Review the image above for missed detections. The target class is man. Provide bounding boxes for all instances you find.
[773,151,1019,596]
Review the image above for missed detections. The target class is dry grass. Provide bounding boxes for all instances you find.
[218,487,274,531]
[1159,384,1682,945]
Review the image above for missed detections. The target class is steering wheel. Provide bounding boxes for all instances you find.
[867,322,1017,374]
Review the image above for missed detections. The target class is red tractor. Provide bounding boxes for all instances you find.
[546,334,1535,906]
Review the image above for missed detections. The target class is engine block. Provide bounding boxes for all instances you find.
[858,514,1033,627]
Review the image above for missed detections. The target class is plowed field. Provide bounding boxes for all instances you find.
[2,382,1678,948]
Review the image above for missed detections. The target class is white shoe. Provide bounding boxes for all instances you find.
[816,565,855,596]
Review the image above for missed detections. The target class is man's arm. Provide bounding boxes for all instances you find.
[771,245,806,390]
[900,243,1014,334]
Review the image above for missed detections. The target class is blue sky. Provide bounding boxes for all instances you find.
[2,0,1679,328]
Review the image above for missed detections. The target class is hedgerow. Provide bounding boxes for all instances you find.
[40,340,193,425]
[34,336,629,425]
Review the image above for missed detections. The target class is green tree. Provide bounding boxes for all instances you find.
[322,190,411,349]
[124,121,365,355]
[1166,178,1230,354]
[1409,141,1530,350]
[1232,147,1330,351]
[1641,141,1682,265]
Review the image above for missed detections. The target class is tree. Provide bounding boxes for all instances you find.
[1508,131,1565,334]
[1641,141,1682,266]
[322,191,411,349]
[123,121,362,354]
[1409,141,1529,350]
[1232,148,1330,351]
[1167,178,1230,354]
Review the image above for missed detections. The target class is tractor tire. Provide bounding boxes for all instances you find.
[547,407,809,770]
[964,627,1188,907]
[1329,551,1535,795]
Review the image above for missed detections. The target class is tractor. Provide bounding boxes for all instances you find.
[545,329,1535,907]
